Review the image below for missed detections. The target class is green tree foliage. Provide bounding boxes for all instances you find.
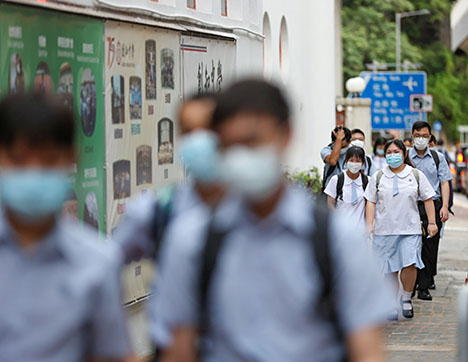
[343,0,466,141]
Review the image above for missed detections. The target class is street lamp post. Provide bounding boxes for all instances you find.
[395,9,430,72]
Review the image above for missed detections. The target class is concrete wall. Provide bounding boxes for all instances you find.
[262,0,337,172]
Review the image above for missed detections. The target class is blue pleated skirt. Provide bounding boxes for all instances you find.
[373,234,424,274]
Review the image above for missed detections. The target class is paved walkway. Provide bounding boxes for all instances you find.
[385,193,468,361]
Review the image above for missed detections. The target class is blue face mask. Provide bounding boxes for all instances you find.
[180,130,220,184]
[376,148,385,156]
[386,153,403,168]
[0,169,71,223]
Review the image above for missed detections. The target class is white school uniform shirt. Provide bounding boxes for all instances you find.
[324,172,366,226]
[372,154,385,172]
[364,165,435,236]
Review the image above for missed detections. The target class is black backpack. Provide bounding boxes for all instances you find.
[425,150,454,214]
[335,172,369,204]
[198,206,347,361]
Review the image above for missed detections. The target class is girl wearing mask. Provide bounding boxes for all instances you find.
[364,140,438,319]
[324,147,368,226]
[372,137,387,171]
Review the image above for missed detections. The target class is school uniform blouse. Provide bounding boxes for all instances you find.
[364,165,435,236]
[372,154,386,172]
[324,172,366,226]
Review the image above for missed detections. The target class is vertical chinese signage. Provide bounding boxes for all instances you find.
[181,35,236,97]
[0,3,106,233]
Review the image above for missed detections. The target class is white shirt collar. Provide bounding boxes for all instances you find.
[382,165,412,178]
[344,171,363,185]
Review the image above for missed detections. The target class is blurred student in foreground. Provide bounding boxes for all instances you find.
[151,79,393,362]
[0,93,133,362]
[115,93,224,263]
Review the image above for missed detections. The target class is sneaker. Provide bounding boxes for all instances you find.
[400,298,414,319]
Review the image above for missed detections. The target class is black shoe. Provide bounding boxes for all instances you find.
[428,283,436,290]
[417,289,432,301]
[400,298,414,319]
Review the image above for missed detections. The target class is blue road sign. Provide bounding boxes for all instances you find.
[434,121,442,133]
[360,72,427,130]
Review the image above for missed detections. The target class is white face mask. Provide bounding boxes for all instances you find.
[346,161,362,174]
[350,140,365,149]
[221,145,282,202]
[413,137,429,150]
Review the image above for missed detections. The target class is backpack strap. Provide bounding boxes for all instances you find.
[430,149,440,170]
[335,173,345,203]
[151,186,176,259]
[311,206,346,358]
[322,164,337,192]
[375,170,384,193]
[199,222,228,338]
[366,155,372,175]
[412,168,420,197]
[361,173,369,190]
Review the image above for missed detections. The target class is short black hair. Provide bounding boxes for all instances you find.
[351,128,365,138]
[331,126,352,143]
[430,134,436,144]
[211,79,290,128]
[0,93,75,148]
[345,146,365,163]
[412,121,432,134]
[373,137,387,155]
[403,137,412,143]
[437,140,444,146]
[384,139,414,167]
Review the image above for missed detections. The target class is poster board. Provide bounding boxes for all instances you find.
[0,3,106,234]
[181,35,237,97]
[104,21,182,302]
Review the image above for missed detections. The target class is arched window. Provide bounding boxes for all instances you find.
[279,16,289,83]
[262,12,272,77]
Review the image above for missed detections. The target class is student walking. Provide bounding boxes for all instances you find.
[365,140,438,319]
[372,137,387,172]
[409,121,452,300]
[321,126,352,188]
[324,146,369,227]
[350,129,376,176]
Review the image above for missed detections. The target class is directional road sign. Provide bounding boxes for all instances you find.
[434,121,442,133]
[360,72,427,130]
[410,94,433,112]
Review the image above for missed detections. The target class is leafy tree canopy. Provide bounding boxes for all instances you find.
[343,0,465,141]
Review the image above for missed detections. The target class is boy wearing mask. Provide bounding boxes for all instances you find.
[321,126,352,188]
[0,93,132,362]
[151,79,393,362]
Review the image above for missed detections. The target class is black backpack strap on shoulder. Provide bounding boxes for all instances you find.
[311,206,346,359]
[430,149,440,170]
[366,155,372,175]
[199,221,228,338]
[335,173,345,203]
[322,164,337,192]
[361,173,369,190]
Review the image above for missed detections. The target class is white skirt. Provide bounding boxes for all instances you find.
[373,234,424,274]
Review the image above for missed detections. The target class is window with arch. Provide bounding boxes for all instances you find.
[221,0,228,16]
[187,0,196,9]
[262,12,272,77]
[279,16,289,82]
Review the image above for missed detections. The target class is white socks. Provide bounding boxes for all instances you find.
[402,291,412,301]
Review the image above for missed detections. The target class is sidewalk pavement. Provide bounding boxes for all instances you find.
[385,193,468,362]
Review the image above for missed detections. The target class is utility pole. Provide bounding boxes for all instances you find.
[395,9,430,72]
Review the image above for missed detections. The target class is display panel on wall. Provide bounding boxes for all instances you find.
[181,35,237,97]
[104,21,182,302]
[0,3,106,233]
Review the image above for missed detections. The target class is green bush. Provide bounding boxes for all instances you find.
[286,167,323,195]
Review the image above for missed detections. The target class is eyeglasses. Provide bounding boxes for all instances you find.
[413,134,430,139]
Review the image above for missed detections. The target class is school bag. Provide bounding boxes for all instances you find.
[198,206,348,362]
[428,149,454,214]
[335,172,369,204]
[365,155,372,176]
[150,185,176,259]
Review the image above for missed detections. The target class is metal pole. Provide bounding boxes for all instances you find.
[396,13,401,72]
